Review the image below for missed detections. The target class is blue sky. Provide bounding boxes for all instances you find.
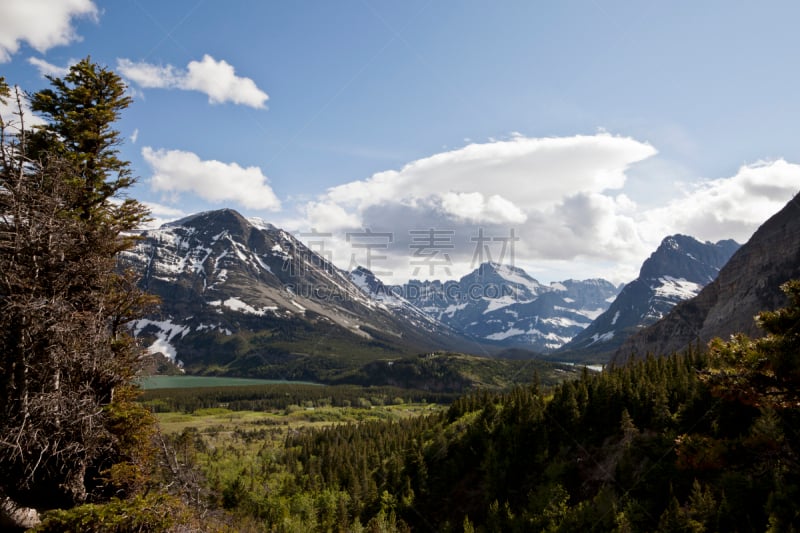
[1,1,799,284]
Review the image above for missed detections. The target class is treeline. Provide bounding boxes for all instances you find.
[140,384,460,413]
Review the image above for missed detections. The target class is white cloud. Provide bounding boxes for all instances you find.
[118,55,269,109]
[292,134,799,285]
[116,60,180,88]
[323,134,655,215]
[130,128,139,144]
[0,0,97,62]
[643,159,800,243]
[27,56,71,77]
[291,133,658,283]
[142,147,281,211]
[440,192,527,224]
[305,201,362,231]
[0,84,47,129]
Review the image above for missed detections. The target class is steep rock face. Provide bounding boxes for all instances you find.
[400,263,621,352]
[559,235,739,360]
[613,193,800,363]
[119,209,469,372]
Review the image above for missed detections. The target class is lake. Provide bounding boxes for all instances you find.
[137,375,319,390]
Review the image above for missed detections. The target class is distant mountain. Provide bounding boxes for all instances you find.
[613,193,800,363]
[347,266,449,334]
[558,235,739,361]
[399,262,621,353]
[119,209,473,378]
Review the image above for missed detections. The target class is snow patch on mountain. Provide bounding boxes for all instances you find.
[132,318,192,363]
[208,297,278,316]
[653,276,703,300]
[590,331,614,345]
[483,295,521,314]
[577,307,606,321]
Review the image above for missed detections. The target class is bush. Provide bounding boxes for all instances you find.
[33,494,192,533]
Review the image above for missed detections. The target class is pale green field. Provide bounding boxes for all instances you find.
[156,403,442,434]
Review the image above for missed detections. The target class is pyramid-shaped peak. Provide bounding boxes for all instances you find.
[471,262,538,283]
[168,208,248,229]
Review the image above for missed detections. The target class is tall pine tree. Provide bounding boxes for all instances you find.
[0,59,156,527]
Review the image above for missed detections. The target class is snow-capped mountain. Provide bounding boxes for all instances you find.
[119,209,470,373]
[558,234,740,360]
[399,262,622,353]
[614,193,800,364]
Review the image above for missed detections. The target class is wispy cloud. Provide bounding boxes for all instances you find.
[27,56,71,77]
[118,55,269,109]
[142,147,281,211]
[0,0,97,62]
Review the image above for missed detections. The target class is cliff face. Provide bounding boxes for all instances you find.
[613,193,800,363]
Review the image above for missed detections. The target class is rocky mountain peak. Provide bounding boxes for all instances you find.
[168,208,251,236]
[556,233,740,361]
[639,234,740,283]
[400,262,620,353]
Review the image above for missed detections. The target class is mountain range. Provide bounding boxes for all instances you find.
[120,198,800,375]
[119,209,477,379]
[398,264,621,353]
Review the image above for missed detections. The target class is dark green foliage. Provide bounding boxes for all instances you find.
[28,57,136,223]
[140,383,459,413]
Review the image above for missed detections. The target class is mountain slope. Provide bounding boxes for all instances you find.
[401,263,621,352]
[613,193,800,363]
[120,209,473,376]
[558,235,739,361]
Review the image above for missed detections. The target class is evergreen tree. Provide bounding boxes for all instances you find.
[703,280,800,408]
[28,57,135,222]
[0,59,155,527]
